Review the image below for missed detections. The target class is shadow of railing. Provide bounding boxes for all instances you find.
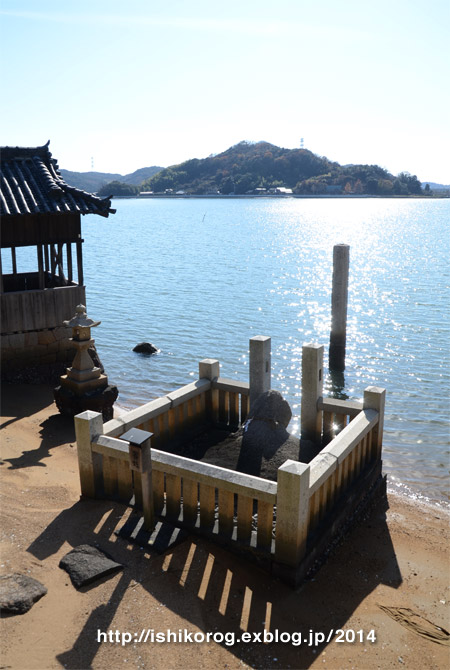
[27,486,401,669]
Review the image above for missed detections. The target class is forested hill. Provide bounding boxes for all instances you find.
[60,165,163,193]
[140,141,424,196]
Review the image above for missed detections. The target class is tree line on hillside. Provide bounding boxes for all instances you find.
[97,181,140,197]
[97,141,428,197]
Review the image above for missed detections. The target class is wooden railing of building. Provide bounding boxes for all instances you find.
[1,283,86,333]
[1,242,84,294]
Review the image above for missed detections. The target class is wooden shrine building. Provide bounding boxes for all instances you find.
[0,142,115,381]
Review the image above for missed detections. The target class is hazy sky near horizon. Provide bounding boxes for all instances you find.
[1,0,449,182]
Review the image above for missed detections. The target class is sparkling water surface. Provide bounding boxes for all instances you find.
[8,197,450,502]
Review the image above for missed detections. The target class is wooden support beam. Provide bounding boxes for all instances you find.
[44,244,50,273]
[57,242,66,283]
[76,239,84,286]
[37,245,45,289]
[67,242,73,283]
[50,244,56,284]
[11,247,17,276]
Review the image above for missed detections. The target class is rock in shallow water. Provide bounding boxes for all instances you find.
[133,342,158,354]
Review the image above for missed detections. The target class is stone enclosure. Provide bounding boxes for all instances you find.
[75,336,386,587]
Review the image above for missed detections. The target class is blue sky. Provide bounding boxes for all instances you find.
[1,0,449,182]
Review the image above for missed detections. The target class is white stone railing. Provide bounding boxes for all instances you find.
[101,361,250,450]
[74,338,386,586]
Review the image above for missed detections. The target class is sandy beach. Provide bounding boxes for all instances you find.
[1,382,449,670]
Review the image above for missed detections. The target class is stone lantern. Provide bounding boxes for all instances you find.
[54,305,118,420]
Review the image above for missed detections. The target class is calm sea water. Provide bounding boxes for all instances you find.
[8,197,450,503]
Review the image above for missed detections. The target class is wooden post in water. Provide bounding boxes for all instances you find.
[37,245,45,289]
[329,244,350,371]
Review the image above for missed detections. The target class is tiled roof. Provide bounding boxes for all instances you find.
[0,142,116,218]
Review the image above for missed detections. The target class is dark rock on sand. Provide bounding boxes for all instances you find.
[59,544,123,588]
[0,573,47,614]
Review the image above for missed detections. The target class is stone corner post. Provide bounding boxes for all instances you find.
[249,335,271,409]
[199,358,220,423]
[275,459,310,568]
[199,358,220,381]
[74,410,104,498]
[301,343,324,444]
[363,386,386,459]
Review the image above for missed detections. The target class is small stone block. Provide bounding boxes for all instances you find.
[59,544,123,588]
[0,573,47,614]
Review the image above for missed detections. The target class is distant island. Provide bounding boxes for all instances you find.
[60,165,163,193]
[62,141,448,197]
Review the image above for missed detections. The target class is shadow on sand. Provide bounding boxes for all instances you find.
[1,382,76,469]
[1,383,57,428]
[3,412,75,469]
[28,486,402,669]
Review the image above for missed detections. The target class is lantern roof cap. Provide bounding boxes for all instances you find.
[64,304,101,329]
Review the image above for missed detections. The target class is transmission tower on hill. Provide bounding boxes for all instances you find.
[300,138,304,149]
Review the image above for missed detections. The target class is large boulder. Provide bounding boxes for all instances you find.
[177,389,321,482]
[248,389,292,427]
[236,390,320,480]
